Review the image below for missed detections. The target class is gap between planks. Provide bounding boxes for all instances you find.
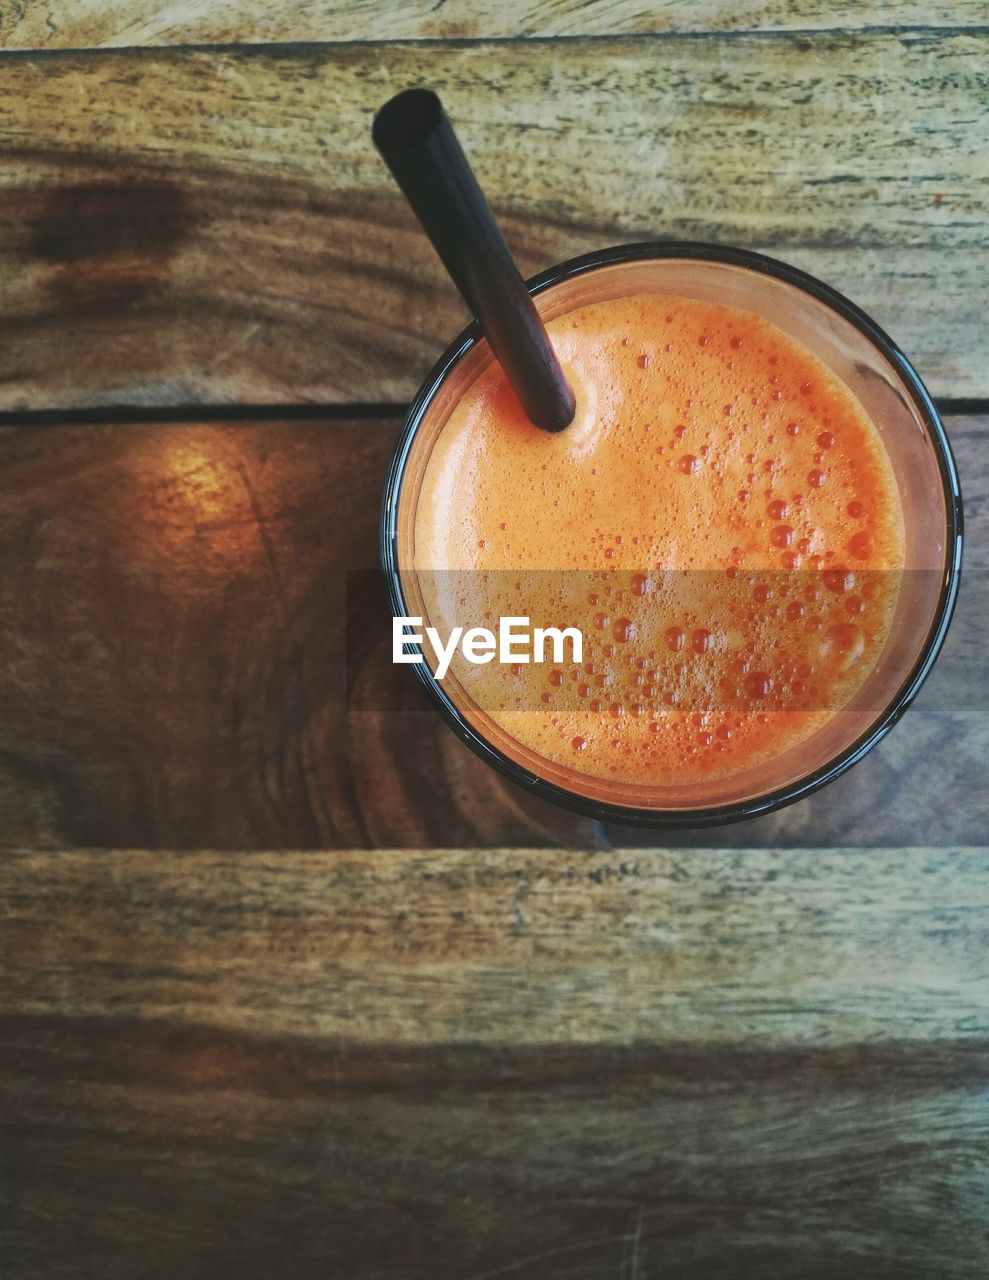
[0,399,985,429]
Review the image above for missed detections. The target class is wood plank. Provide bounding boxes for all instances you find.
[0,416,583,849]
[2,846,988,1278]
[0,415,982,850]
[1,0,986,48]
[4,846,987,1045]
[2,1033,987,1280]
[0,35,985,408]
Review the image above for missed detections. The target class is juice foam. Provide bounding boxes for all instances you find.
[413,293,904,786]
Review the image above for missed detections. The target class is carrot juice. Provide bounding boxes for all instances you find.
[411,292,905,788]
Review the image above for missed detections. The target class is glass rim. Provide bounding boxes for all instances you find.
[380,240,964,828]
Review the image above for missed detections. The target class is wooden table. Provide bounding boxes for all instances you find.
[1,4,987,1277]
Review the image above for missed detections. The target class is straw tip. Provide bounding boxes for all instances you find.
[372,88,444,154]
[533,383,577,433]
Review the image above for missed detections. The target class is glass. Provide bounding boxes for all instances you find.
[381,243,963,826]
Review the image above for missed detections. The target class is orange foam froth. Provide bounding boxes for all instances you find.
[413,293,905,787]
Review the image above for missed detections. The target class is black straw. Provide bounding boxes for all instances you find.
[372,88,575,433]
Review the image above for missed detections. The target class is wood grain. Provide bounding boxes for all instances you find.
[0,415,983,850]
[1,0,986,48]
[2,846,988,1278]
[4,845,988,1045]
[0,34,985,409]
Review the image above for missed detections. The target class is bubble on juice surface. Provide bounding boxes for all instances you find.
[824,568,855,595]
[614,617,635,643]
[848,531,872,560]
[770,525,794,548]
[817,623,865,671]
[744,671,773,699]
